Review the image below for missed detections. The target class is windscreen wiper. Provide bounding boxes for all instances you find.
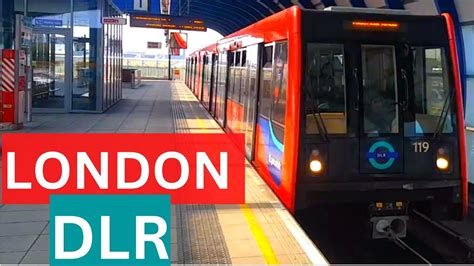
[304,87,329,142]
[433,88,455,140]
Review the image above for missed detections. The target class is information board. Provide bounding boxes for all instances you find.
[130,15,206,32]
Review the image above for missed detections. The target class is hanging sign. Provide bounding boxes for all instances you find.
[130,15,206,32]
[147,42,162,49]
[134,0,149,11]
[102,17,127,25]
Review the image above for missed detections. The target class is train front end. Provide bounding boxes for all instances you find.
[297,8,467,239]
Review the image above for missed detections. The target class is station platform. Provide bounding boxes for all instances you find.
[0,81,328,264]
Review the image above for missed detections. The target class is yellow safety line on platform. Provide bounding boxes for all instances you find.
[193,115,279,264]
[240,204,280,264]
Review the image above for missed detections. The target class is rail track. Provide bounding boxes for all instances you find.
[296,206,474,264]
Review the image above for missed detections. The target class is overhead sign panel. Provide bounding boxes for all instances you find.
[130,15,207,32]
[102,17,127,25]
[33,18,63,27]
[134,0,149,11]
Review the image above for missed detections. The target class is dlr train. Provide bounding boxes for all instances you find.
[185,6,468,238]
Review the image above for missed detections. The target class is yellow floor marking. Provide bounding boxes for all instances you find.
[240,204,280,264]
[193,114,279,264]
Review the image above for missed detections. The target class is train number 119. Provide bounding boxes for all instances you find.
[413,141,430,153]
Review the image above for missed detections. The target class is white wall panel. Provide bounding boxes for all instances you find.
[455,0,474,22]
[405,0,438,15]
[364,0,386,8]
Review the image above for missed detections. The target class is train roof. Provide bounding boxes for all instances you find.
[189,5,444,56]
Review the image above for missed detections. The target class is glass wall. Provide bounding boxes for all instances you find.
[463,25,474,124]
[73,0,101,111]
[31,32,69,109]
[28,0,72,110]
[8,0,123,112]
[1,1,15,67]
[462,24,474,184]
[102,1,122,111]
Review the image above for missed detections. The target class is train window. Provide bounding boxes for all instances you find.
[272,42,288,126]
[259,45,274,118]
[235,51,241,66]
[304,43,346,134]
[240,50,248,104]
[404,46,453,135]
[242,50,247,67]
[217,52,227,125]
[229,52,235,66]
[234,51,242,101]
[213,54,219,88]
[362,45,399,134]
[228,52,235,100]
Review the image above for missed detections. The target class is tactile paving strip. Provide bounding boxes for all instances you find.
[171,85,232,264]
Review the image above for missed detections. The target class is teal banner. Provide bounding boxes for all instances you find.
[50,195,171,266]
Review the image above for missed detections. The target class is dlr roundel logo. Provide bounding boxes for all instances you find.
[366,141,398,170]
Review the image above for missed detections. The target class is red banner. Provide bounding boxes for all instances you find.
[2,134,245,204]
[171,32,187,49]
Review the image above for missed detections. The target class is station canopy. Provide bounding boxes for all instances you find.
[113,0,408,36]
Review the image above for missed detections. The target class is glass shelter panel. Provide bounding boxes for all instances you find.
[73,0,101,111]
[32,32,68,109]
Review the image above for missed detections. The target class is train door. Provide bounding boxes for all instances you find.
[186,59,189,86]
[198,55,203,101]
[242,45,260,160]
[193,57,197,94]
[202,55,210,108]
[216,51,228,126]
[192,57,196,93]
[226,51,236,131]
[211,54,219,116]
[356,45,404,174]
[187,58,191,86]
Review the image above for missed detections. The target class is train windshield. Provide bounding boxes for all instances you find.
[304,44,347,134]
[304,43,454,136]
[404,46,453,135]
[362,45,399,134]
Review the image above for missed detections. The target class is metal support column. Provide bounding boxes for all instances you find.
[168,48,172,80]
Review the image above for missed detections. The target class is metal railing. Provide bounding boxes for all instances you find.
[123,66,185,81]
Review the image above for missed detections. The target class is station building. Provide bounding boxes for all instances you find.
[0,0,123,113]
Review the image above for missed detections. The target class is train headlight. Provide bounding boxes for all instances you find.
[309,159,322,173]
[436,157,449,170]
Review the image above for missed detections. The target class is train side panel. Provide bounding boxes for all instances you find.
[186,7,302,212]
[442,13,468,218]
[252,8,302,212]
[226,99,244,133]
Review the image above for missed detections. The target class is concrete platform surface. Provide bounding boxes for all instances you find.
[0,81,328,265]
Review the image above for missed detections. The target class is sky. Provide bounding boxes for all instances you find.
[122,15,223,56]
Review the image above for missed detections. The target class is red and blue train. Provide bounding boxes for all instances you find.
[185,6,468,238]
